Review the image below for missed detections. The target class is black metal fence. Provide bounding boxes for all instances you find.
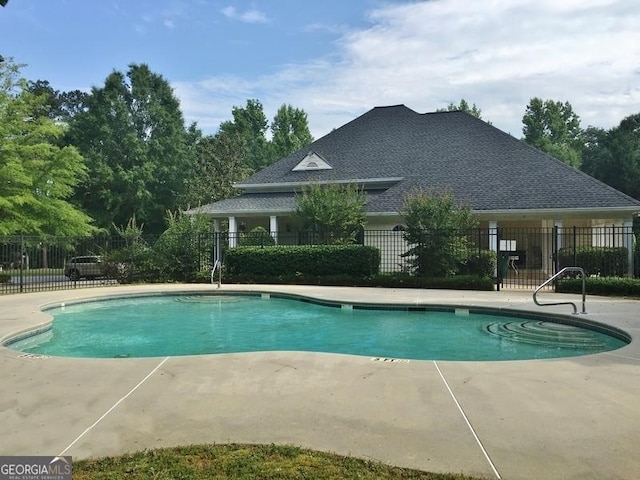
[0,235,144,295]
[1,226,637,295]
[496,226,639,289]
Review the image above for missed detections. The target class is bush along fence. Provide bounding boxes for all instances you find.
[0,225,638,295]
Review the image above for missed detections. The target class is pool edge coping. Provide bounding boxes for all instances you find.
[2,286,632,358]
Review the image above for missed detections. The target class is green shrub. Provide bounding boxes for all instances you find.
[401,190,478,277]
[558,246,628,277]
[225,245,380,277]
[366,274,494,290]
[105,216,159,283]
[458,249,496,278]
[103,247,157,284]
[152,212,213,282]
[0,273,10,283]
[222,273,360,286]
[294,183,366,244]
[241,226,275,246]
[557,276,640,297]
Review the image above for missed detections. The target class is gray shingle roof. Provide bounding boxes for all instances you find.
[197,105,640,216]
[190,190,387,216]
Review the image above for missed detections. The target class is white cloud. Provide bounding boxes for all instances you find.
[302,23,348,35]
[221,5,269,24]
[132,2,190,32]
[177,0,640,139]
[221,6,236,19]
[240,9,268,23]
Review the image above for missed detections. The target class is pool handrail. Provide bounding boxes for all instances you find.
[210,260,221,288]
[533,266,586,315]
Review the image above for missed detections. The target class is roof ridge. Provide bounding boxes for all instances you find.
[372,104,410,109]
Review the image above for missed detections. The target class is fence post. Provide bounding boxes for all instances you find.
[572,226,577,267]
[552,226,559,291]
[214,231,221,266]
[623,220,634,278]
[19,235,24,293]
[491,224,500,291]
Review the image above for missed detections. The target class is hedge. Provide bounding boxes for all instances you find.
[225,244,381,277]
[222,272,495,291]
[363,274,495,290]
[558,246,628,277]
[557,276,640,297]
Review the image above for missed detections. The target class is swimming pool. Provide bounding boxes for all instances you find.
[7,293,628,361]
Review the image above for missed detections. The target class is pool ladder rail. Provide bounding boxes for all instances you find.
[211,260,222,288]
[533,266,586,315]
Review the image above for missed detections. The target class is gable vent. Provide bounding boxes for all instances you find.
[292,151,332,172]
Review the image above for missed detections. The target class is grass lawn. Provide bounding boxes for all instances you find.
[73,444,485,479]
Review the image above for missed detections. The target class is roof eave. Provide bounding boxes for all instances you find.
[367,206,640,218]
[475,207,640,220]
[186,207,296,218]
[235,177,404,193]
[190,206,640,219]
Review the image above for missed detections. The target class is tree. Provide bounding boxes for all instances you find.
[66,64,195,234]
[179,131,252,208]
[218,99,273,171]
[579,125,609,179]
[401,189,478,277]
[152,210,213,281]
[580,114,640,201]
[271,104,314,159]
[294,183,366,244]
[522,98,583,167]
[25,80,88,122]
[0,59,95,236]
[24,80,61,120]
[216,99,314,172]
[437,98,483,118]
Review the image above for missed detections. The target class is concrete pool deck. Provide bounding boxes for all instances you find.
[0,284,639,479]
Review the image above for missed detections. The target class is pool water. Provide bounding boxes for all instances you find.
[9,294,627,361]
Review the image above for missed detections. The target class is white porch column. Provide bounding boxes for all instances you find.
[553,220,564,274]
[623,219,634,278]
[228,216,238,248]
[488,221,498,252]
[213,219,220,232]
[489,221,498,276]
[270,215,278,244]
[541,219,554,274]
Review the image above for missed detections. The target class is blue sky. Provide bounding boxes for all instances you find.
[2,0,639,139]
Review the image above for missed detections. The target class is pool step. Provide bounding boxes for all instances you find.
[486,320,606,349]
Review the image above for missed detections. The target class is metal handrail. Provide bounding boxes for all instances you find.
[210,260,221,288]
[533,266,586,314]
